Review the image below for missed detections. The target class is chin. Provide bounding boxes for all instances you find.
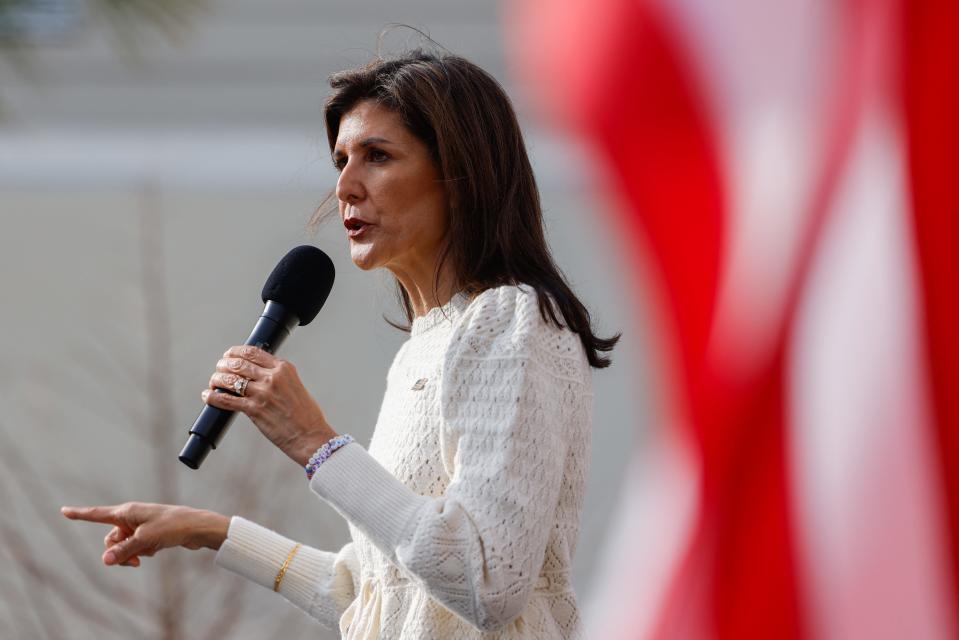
[349,249,381,271]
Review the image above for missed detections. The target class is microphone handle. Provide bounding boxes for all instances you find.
[178,301,298,469]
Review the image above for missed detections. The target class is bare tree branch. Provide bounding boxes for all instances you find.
[0,539,47,638]
[0,522,146,638]
[138,184,186,640]
[0,427,145,611]
[200,577,248,640]
[0,180,331,637]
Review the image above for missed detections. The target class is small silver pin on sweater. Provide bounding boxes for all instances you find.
[411,378,428,391]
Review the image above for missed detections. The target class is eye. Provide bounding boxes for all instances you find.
[368,148,389,163]
[332,157,346,172]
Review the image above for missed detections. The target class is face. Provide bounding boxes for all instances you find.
[333,100,449,278]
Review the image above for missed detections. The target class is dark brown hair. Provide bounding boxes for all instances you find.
[312,50,620,368]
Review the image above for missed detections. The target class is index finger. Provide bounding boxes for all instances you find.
[61,505,122,525]
[223,345,275,367]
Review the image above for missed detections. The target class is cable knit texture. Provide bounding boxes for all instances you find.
[216,284,593,638]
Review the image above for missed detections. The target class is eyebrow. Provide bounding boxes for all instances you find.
[332,136,396,161]
[359,136,393,147]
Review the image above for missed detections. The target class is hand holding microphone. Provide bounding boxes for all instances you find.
[201,344,339,466]
[179,245,336,469]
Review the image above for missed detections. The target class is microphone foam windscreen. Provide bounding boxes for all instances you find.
[261,245,335,325]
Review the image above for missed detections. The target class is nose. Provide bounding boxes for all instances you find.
[335,158,365,206]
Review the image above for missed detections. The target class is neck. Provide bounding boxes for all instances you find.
[389,261,459,318]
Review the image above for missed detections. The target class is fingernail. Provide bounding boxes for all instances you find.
[104,551,117,565]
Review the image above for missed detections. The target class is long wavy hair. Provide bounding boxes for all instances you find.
[311,50,620,368]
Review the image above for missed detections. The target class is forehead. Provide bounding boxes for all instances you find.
[334,101,410,148]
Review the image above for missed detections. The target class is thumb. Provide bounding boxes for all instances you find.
[104,533,150,566]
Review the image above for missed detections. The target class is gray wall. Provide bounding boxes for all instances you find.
[0,1,651,637]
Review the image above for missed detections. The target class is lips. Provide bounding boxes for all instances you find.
[344,216,373,239]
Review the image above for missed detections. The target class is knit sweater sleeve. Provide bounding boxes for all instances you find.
[309,285,587,632]
[214,516,360,631]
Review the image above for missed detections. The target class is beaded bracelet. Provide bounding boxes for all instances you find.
[305,434,354,480]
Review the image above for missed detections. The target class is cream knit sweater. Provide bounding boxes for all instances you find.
[215,284,593,639]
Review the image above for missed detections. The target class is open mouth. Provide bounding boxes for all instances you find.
[344,217,373,238]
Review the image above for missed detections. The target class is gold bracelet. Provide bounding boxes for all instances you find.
[274,543,302,592]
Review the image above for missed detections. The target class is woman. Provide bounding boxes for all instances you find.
[62,50,619,639]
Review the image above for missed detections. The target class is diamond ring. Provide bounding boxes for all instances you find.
[233,377,249,397]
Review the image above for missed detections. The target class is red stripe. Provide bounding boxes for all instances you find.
[658,1,879,636]
[581,6,812,637]
[559,3,872,637]
[901,0,959,615]
[510,0,924,636]
[593,9,724,411]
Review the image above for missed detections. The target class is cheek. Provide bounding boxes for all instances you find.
[384,185,440,232]
[372,170,448,249]
[399,203,446,253]
[421,190,450,241]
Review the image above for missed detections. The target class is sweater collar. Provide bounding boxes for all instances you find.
[410,291,470,337]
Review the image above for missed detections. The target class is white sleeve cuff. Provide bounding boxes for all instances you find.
[214,516,327,611]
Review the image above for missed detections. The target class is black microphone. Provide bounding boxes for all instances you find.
[178,245,335,470]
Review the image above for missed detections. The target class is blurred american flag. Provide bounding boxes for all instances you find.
[508,0,959,638]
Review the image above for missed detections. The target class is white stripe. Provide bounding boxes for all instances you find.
[585,426,702,639]
[788,106,957,640]
[660,0,842,378]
